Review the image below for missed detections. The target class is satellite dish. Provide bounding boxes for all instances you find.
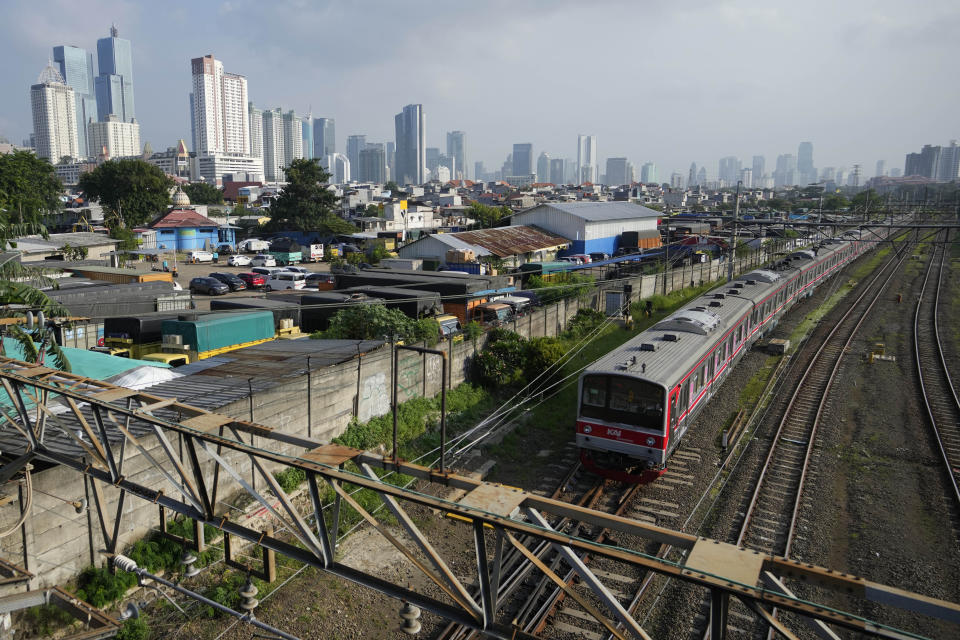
[25,312,34,330]
[37,312,45,327]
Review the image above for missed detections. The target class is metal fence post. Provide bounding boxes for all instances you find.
[306,355,312,439]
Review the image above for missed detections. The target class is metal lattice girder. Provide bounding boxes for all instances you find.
[0,358,959,640]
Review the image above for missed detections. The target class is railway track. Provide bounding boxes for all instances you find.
[913,231,960,511]
[696,238,913,640]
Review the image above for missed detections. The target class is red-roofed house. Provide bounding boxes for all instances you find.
[145,206,226,251]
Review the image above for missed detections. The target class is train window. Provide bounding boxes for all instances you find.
[580,375,665,431]
[582,377,606,407]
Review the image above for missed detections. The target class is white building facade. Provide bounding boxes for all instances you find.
[87,114,141,159]
[30,64,79,162]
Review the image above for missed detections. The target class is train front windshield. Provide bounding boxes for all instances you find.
[580,375,665,431]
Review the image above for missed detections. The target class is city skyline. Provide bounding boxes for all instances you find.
[2,1,959,178]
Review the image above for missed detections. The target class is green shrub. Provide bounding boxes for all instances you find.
[463,321,483,344]
[75,566,137,608]
[413,317,440,346]
[528,273,594,304]
[524,337,566,381]
[116,615,149,640]
[472,330,528,388]
[564,308,606,339]
[273,467,307,493]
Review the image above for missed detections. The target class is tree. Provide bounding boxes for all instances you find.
[822,194,849,211]
[0,150,63,227]
[466,202,510,229]
[182,182,224,205]
[263,158,355,234]
[312,304,421,342]
[78,159,173,228]
[365,203,383,217]
[384,181,401,194]
[0,151,71,369]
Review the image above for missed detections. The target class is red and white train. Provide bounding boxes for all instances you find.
[576,229,883,482]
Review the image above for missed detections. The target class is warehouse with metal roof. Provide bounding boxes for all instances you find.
[510,201,662,255]
[395,225,570,266]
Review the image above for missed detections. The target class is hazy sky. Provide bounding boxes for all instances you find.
[3,0,958,179]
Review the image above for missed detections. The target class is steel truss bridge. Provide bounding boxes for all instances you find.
[0,356,957,640]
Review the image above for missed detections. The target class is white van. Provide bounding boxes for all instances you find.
[264,271,305,291]
[187,250,214,264]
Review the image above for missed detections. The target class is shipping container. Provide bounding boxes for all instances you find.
[161,311,275,359]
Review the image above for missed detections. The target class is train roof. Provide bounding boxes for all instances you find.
[583,237,855,389]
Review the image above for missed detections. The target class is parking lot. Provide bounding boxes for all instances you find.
[165,258,332,310]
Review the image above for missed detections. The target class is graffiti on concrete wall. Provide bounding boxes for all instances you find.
[358,372,390,422]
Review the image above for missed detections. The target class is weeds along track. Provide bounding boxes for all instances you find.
[913,230,960,512]
[684,239,913,640]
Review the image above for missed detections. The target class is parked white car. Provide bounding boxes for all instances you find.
[251,254,277,267]
[187,250,215,264]
[280,266,310,275]
[264,271,305,291]
[227,254,252,266]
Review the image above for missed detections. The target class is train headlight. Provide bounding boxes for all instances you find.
[583,425,592,434]
[646,437,656,446]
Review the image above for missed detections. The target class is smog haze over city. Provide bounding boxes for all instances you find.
[2,0,958,176]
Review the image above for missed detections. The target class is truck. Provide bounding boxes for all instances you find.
[156,311,275,361]
[267,237,303,266]
[238,238,270,253]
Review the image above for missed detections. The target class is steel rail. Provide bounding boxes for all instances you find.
[913,232,960,510]
[736,238,910,550]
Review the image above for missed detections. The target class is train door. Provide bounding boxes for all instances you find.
[668,388,680,443]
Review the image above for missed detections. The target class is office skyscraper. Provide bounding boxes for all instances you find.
[300,115,313,160]
[248,103,263,160]
[190,54,250,156]
[53,45,96,158]
[261,108,284,181]
[394,104,425,185]
[718,156,740,186]
[313,117,335,158]
[697,166,707,186]
[752,156,765,184]
[426,147,441,174]
[95,25,135,123]
[577,134,597,183]
[688,162,698,187]
[446,131,467,180]
[346,135,366,178]
[606,158,630,186]
[359,144,386,183]
[512,143,533,180]
[875,159,886,178]
[640,162,657,184]
[549,158,566,185]
[474,161,486,181]
[31,63,79,161]
[536,152,551,183]
[797,141,815,184]
[773,154,797,187]
[385,141,395,181]
[281,110,303,168]
[325,153,350,184]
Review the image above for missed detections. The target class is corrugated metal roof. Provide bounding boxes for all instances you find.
[145,338,384,410]
[518,201,662,222]
[446,225,570,257]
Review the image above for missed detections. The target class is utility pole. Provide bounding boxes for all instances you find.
[727,180,741,282]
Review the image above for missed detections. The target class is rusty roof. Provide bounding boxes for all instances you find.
[450,225,570,257]
[149,208,220,229]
